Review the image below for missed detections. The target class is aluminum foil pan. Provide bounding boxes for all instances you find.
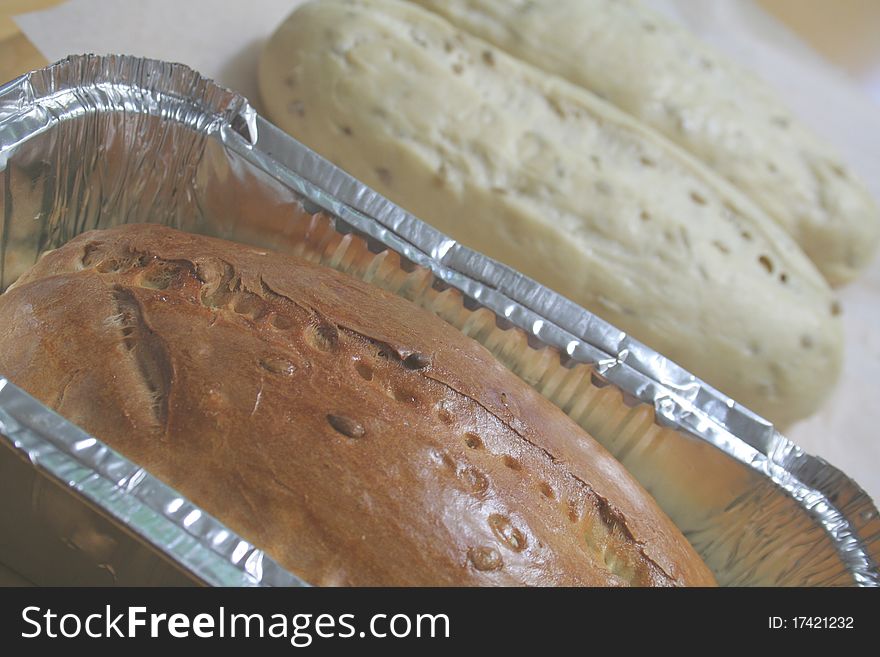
[0,54,876,586]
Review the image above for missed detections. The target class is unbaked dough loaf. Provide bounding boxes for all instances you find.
[410,0,880,286]
[259,0,842,426]
[0,224,716,586]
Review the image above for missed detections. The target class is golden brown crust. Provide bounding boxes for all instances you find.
[0,224,715,586]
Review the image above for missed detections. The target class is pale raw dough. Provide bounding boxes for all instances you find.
[410,0,880,286]
[259,0,842,426]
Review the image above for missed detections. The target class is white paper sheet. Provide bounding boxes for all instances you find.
[14,0,303,113]
[14,0,880,503]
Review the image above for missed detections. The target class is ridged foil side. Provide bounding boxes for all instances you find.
[0,55,876,586]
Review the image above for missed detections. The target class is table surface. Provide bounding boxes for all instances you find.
[1,0,878,587]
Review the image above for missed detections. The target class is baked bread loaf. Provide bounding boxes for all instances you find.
[0,224,715,586]
[258,0,842,427]
[411,0,880,286]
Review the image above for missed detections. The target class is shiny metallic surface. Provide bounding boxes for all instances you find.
[0,380,304,586]
[0,54,876,586]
